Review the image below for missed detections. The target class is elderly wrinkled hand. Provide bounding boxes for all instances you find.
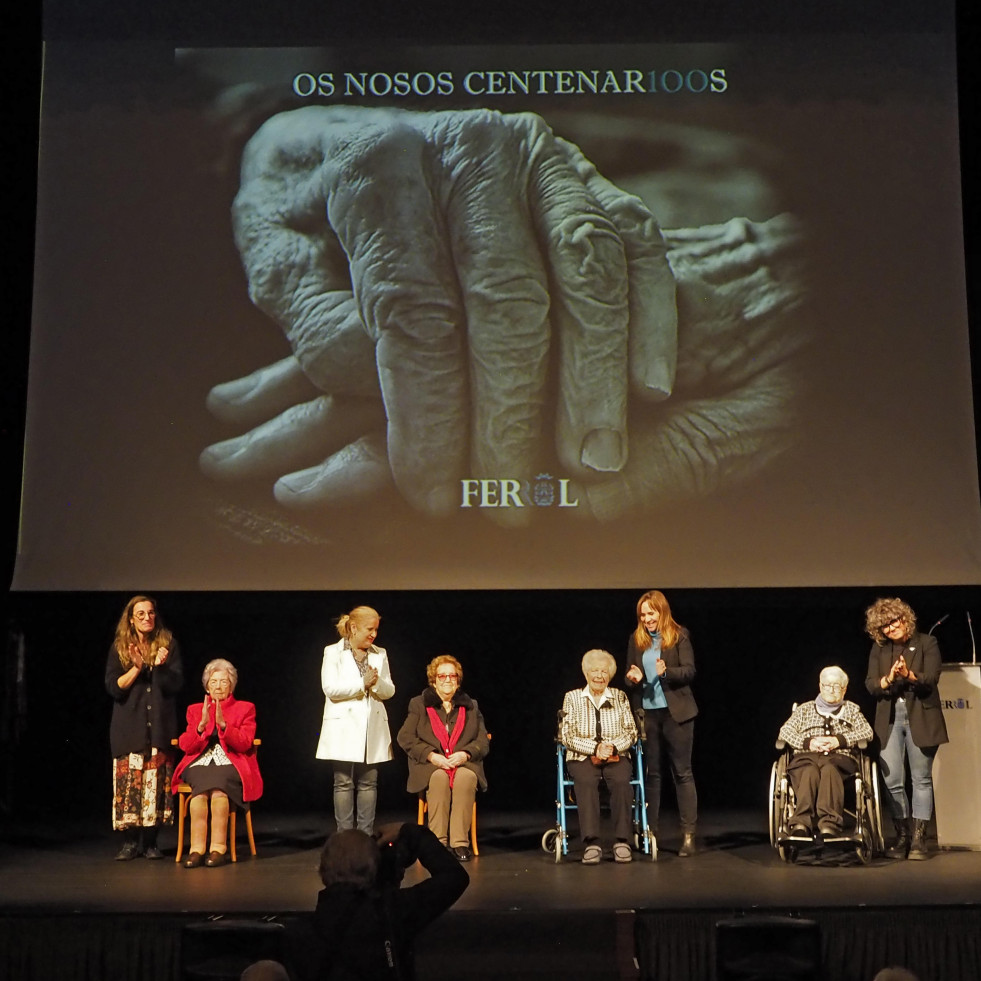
[201,106,807,523]
[201,106,676,516]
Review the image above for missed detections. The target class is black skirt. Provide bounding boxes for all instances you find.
[183,762,246,810]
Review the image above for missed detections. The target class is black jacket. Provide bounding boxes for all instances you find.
[625,628,698,724]
[865,631,948,748]
[311,823,469,980]
[104,640,183,757]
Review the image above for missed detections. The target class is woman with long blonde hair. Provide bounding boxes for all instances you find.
[624,590,699,856]
[104,594,184,860]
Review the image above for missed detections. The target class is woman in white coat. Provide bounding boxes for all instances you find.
[316,605,395,834]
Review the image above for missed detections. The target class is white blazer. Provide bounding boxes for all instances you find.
[315,639,395,764]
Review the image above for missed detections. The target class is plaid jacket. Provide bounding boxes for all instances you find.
[561,686,638,762]
[778,699,873,753]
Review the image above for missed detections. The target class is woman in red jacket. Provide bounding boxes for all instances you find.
[173,658,263,868]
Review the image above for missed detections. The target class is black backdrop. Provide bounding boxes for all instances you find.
[4,585,980,823]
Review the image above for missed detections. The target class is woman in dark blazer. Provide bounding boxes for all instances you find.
[397,656,489,862]
[624,589,698,856]
[865,597,948,860]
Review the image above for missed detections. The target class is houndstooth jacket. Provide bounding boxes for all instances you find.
[561,686,638,762]
[778,699,873,754]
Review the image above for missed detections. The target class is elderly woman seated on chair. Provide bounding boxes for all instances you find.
[777,665,873,838]
[560,649,638,865]
[173,658,263,868]
[397,656,489,862]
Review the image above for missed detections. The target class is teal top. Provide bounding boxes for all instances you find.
[641,632,668,710]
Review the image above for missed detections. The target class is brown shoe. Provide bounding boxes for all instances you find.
[183,852,204,869]
[204,850,229,867]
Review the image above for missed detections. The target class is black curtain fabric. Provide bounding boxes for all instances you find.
[635,907,981,981]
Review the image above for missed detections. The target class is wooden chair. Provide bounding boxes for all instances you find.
[171,739,260,863]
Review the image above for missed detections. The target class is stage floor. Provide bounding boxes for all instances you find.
[1,809,979,915]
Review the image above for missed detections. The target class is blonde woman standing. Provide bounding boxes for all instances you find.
[316,605,395,834]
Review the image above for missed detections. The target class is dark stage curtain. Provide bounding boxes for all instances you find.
[635,907,981,981]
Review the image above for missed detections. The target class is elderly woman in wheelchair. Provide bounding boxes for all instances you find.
[559,649,639,864]
[772,666,879,860]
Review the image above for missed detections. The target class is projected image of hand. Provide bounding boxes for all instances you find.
[200,106,806,521]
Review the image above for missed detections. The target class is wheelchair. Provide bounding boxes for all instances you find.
[768,736,884,864]
[541,708,657,862]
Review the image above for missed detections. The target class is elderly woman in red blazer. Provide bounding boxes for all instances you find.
[173,658,263,868]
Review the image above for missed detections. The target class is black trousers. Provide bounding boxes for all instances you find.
[787,751,858,829]
[567,757,633,841]
[643,708,697,833]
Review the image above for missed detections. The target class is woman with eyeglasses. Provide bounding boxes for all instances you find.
[104,594,184,861]
[397,656,489,862]
[865,597,948,860]
[172,658,263,868]
[624,589,699,857]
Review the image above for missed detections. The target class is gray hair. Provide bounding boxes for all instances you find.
[202,658,238,692]
[581,649,617,679]
[819,665,848,688]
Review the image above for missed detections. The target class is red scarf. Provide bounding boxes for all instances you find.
[427,705,466,788]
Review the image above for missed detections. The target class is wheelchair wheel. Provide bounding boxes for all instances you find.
[644,828,658,862]
[869,760,885,853]
[777,841,798,863]
[541,828,563,863]
[768,761,779,847]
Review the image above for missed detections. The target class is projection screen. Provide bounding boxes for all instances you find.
[14,23,981,589]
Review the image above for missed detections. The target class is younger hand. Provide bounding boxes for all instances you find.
[625,665,643,684]
[655,658,667,677]
[157,646,169,665]
[363,666,379,690]
[127,644,145,671]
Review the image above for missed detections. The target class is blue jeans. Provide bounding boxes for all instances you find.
[332,762,379,834]
[878,698,936,822]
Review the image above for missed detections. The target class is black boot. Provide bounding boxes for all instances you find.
[907,819,929,860]
[142,826,163,860]
[115,827,140,861]
[884,818,910,860]
[678,831,697,857]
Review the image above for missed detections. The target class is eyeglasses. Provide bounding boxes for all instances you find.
[133,611,155,620]
[436,673,458,682]
[820,683,845,693]
[882,618,903,631]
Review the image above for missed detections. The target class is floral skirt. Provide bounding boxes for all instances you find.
[112,747,174,830]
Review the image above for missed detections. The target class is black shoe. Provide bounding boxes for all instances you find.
[144,846,164,860]
[818,821,842,838]
[451,846,473,862]
[115,841,140,861]
[183,852,204,869]
[678,832,697,857]
[789,821,811,837]
[885,818,911,859]
[205,850,229,867]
